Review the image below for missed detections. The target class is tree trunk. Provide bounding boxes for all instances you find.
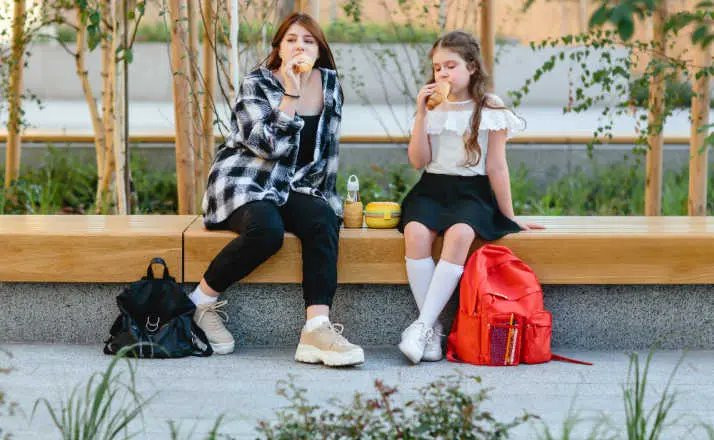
[188,0,204,212]
[479,0,495,93]
[645,1,667,216]
[439,0,447,32]
[202,0,217,187]
[96,0,116,214]
[230,0,240,99]
[112,0,130,214]
[688,42,711,216]
[277,0,295,22]
[169,0,197,214]
[5,0,26,188]
[75,7,106,180]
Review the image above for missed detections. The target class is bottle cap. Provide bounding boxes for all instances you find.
[347,174,359,192]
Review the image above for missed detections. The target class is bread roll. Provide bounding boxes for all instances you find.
[426,82,451,110]
[293,55,314,73]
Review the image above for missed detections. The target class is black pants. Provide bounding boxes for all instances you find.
[203,192,340,308]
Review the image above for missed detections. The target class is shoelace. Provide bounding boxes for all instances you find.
[408,321,435,344]
[327,322,350,345]
[423,327,435,344]
[196,300,229,329]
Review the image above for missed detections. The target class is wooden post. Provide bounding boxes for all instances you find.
[645,1,667,216]
[480,0,495,92]
[5,0,26,188]
[439,0,447,32]
[688,42,712,216]
[169,0,197,214]
[112,0,130,214]
[578,0,588,34]
[202,0,217,184]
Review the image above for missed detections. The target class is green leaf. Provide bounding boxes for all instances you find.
[590,5,610,27]
[691,25,709,43]
[618,16,635,41]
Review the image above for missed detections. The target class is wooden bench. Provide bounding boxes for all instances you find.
[2,215,713,284]
[184,216,714,284]
[0,215,196,282]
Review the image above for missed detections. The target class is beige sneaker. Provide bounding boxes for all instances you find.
[294,322,365,367]
[194,300,235,355]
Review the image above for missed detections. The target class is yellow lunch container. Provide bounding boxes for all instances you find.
[364,202,401,229]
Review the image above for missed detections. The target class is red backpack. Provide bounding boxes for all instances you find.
[446,245,590,366]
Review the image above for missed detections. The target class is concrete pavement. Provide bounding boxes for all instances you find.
[2,344,713,440]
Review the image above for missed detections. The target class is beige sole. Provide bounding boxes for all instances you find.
[294,344,364,367]
[210,341,235,355]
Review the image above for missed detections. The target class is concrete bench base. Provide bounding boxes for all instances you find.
[2,282,712,350]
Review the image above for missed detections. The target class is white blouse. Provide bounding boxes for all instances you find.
[425,96,526,176]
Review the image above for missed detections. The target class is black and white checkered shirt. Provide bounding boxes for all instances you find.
[202,66,343,226]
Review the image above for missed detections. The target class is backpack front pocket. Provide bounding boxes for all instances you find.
[486,313,522,366]
[523,310,552,364]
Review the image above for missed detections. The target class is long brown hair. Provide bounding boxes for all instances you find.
[259,13,342,100]
[428,30,503,167]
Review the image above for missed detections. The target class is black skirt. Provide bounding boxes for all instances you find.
[398,172,522,240]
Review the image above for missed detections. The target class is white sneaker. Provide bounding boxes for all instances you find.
[422,322,444,362]
[193,301,235,355]
[398,320,433,364]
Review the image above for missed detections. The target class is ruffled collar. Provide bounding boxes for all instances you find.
[426,107,526,138]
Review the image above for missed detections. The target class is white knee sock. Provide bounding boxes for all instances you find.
[417,260,464,329]
[189,284,218,305]
[405,256,435,310]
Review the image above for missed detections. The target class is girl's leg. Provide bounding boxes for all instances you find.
[417,223,475,328]
[400,223,475,364]
[281,192,364,366]
[201,200,285,292]
[192,200,285,354]
[403,221,438,310]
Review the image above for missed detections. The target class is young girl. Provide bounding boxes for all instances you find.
[193,13,364,367]
[397,30,544,364]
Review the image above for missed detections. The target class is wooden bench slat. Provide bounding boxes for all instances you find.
[184,216,714,285]
[0,215,197,282]
[4,215,713,284]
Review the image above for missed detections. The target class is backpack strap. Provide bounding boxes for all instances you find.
[146,257,170,280]
[551,353,593,365]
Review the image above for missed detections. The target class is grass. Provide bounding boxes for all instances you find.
[32,347,152,440]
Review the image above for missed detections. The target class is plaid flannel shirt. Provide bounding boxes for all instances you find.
[202,66,343,226]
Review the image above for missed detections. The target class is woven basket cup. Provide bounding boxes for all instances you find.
[343,201,364,228]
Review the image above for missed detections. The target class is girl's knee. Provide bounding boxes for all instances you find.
[444,223,476,244]
[404,222,435,241]
[404,222,437,257]
[246,225,285,255]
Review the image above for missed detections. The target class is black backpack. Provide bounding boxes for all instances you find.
[103,258,213,358]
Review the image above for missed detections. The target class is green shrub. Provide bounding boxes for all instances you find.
[257,374,534,439]
[629,77,714,109]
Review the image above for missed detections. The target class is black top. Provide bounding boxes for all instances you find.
[296,114,320,168]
